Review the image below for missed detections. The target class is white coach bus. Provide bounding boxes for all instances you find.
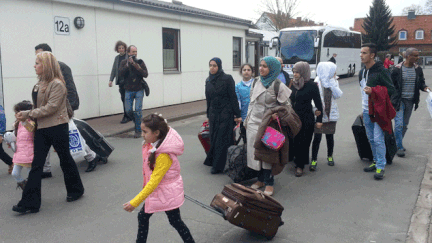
[270,26,362,79]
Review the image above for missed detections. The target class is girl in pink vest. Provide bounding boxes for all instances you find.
[11,101,35,190]
[123,114,195,243]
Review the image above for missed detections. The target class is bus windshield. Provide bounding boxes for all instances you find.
[280,30,317,64]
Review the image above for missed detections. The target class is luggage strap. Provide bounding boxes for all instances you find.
[184,195,224,217]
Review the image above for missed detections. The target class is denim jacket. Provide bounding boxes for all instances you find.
[235,79,253,120]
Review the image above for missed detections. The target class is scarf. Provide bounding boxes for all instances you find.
[292,61,310,90]
[317,62,337,88]
[260,56,281,88]
[208,57,224,82]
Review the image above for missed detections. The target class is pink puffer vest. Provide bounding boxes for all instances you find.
[13,122,34,164]
[142,127,185,214]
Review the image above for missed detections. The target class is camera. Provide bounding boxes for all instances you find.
[131,55,137,62]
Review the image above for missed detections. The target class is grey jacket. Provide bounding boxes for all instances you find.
[110,54,128,85]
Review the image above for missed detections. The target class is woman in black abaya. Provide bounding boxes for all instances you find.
[204,58,242,174]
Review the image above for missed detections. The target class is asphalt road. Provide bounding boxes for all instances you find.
[1,71,432,243]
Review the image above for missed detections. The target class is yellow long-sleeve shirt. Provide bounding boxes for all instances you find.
[129,153,172,208]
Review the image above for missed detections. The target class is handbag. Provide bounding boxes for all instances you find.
[141,79,150,96]
[261,117,286,151]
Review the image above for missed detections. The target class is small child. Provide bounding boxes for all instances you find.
[123,114,195,243]
[10,101,35,190]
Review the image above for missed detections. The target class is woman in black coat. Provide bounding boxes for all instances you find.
[288,61,323,177]
[204,58,242,174]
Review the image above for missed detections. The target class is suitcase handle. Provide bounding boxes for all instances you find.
[184,195,225,218]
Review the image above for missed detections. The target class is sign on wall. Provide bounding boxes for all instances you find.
[54,16,70,35]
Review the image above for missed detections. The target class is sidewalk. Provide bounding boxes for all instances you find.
[83,100,206,137]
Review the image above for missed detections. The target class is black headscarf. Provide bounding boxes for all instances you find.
[208,57,224,82]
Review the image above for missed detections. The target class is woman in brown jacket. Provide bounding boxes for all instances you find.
[12,51,84,214]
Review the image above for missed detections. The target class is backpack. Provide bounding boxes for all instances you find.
[225,124,258,183]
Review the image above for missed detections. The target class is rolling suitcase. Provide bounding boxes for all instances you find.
[210,183,284,240]
[198,121,210,154]
[73,118,114,158]
[226,123,258,182]
[352,115,373,161]
[352,115,397,164]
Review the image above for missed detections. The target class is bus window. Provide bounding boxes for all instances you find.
[323,30,361,48]
[280,30,317,64]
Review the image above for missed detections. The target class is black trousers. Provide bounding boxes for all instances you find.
[291,122,314,169]
[137,207,195,243]
[311,133,334,161]
[0,141,12,166]
[119,84,128,118]
[18,123,84,209]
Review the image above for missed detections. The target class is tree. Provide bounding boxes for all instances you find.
[425,0,432,14]
[401,4,425,15]
[362,0,397,52]
[258,0,300,31]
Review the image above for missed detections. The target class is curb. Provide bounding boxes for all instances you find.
[103,111,207,137]
[406,153,432,243]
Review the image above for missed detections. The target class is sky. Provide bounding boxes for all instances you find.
[160,0,427,29]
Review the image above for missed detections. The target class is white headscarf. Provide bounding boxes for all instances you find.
[316,62,337,88]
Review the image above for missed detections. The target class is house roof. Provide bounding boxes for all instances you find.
[118,0,252,26]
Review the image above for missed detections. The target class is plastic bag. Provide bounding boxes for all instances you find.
[69,119,87,162]
[426,90,432,119]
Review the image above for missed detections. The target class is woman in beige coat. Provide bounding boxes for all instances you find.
[12,51,84,214]
[245,56,292,196]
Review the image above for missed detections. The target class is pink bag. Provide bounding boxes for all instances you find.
[261,117,285,151]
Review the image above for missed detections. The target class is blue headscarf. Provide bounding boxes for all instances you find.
[260,56,281,88]
[208,57,224,82]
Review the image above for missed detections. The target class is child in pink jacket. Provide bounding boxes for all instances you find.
[123,114,195,243]
[11,101,35,190]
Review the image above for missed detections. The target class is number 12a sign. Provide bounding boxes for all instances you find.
[54,16,70,35]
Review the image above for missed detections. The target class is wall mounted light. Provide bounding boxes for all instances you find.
[74,17,85,29]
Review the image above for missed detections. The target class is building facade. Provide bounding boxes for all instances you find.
[352,13,432,53]
[0,0,252,128]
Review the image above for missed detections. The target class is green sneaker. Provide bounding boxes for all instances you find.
[327,157,335,166]
[363,163,376,172]
[309,160,317,171]
[374,169,385,180]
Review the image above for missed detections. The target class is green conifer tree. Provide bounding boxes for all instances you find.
[362,0,397,51]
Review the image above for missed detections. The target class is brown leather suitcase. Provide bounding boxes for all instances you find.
[210,183,284,240]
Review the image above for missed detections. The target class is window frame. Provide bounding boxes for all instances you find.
[162,28,181,73]
[233,37,242,69]
[415,30,424,40]
[399,30,407,40]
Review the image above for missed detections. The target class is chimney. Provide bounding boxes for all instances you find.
[172,0,183,5]
[408,10,416,19]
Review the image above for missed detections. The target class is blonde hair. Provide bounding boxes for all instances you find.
[36,51,64,83]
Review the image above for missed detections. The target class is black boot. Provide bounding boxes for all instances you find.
[120,116,131,124]
[85,155,99,172]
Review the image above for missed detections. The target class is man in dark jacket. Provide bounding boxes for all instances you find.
[359,43,395,180]
[391,48,430,157]
[118,45,148,138]
[329,53,337,64]
[34,43,105,175]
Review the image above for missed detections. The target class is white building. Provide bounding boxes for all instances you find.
[0,0,255,128]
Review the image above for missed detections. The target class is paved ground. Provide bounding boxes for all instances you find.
[1,71,432,243]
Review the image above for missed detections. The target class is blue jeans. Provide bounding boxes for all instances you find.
[257,169,274,186]
[394,99,414,150]
[363,110,387,169]
[125,90,144,131]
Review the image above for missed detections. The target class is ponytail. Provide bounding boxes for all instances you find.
[142,114,169,170]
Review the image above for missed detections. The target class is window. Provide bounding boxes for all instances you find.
[233,37,242,68]
[399,31,407,40]
[163,28,180,72]
[415,30,424,40]
[323,31,361,48]
[399,47,407,53]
